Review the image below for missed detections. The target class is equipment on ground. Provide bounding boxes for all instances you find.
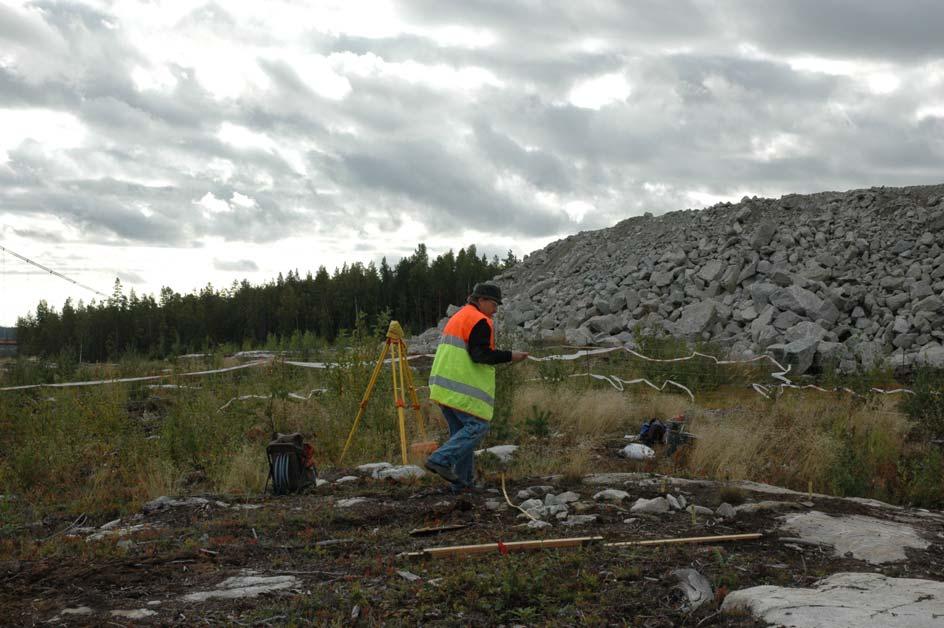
[267,432,317,495]
[339,321,429,465]
[637,415,695,454]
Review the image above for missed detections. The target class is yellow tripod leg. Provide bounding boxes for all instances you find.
[392,341,409,464]
[339,340,389,464]
[399,340,427,440]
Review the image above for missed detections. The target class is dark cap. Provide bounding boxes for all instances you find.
[469,282,503,305]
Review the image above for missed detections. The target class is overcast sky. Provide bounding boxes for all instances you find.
[2,0,943,325]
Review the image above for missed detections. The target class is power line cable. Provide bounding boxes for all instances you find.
[0,243,108,299]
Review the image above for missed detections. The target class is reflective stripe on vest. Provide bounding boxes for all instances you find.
[428,375,496,406]
[438,333,467,350]
[428,304,496,421]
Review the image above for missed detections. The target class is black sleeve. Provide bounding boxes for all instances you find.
[467,319,513,365]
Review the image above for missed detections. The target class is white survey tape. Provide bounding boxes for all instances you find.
[1,340,922,402]
[216,388,328,412]
[753,382,917,400]
[0,360,268,392]
[580,373,695,402]
[528,345,789,372]
[284,354,435,369]
[526,344,919,401]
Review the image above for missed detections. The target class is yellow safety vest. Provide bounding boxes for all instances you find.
[428,304,496,420]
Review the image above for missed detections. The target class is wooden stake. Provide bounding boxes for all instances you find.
[409,523,470,537]
[401,532,762,559]
[404,536,603,559]
[605,532,762,548]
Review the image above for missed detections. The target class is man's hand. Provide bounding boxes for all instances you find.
[510,351,530,362]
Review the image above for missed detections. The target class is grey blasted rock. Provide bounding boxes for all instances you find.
[593,489,631,502]
[427,183,944,374]
[779,511,929,564]
[376,465,426,482]
[722,572,944,627]
[672,569,713,610]
[630,497,670,513]
[183,574,299,602]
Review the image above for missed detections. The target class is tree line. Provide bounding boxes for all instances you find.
[15,244,517,362]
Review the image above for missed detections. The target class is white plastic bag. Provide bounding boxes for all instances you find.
[620,443,655,460]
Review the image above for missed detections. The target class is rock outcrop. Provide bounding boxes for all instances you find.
[487,184,944,374]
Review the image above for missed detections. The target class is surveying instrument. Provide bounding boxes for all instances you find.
[339,321,430,465]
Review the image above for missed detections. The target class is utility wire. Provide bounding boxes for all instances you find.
[0,243,108,298]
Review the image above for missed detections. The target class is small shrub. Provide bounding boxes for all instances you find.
[899,368,944,440]
[718,485,746,506]
[524,405,551,438]
[828,430,871,497]
[897,447,944,508]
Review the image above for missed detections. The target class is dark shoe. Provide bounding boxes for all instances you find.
[425,459,459,483]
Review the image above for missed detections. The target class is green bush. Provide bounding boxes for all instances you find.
[897,448,944,508]
[899,368,944,440]
[524,404,552,438]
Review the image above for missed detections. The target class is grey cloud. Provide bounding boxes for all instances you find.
[116,270,145,284]
[12,228,65,243]
[0,67,82,108]
[0,3,66,49]
[722,0,944,61]
[398,0,944,65]
[326,33,625,93]
[4,188,187,245]
[213,258,259,272]
[324,138,569,237]
[2,0,942,268]
[397,0,715,49]
[472,120,573,192]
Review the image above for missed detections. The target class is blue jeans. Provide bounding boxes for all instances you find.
[428,405,490,490]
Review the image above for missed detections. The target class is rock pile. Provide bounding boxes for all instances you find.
[487,184,944,374]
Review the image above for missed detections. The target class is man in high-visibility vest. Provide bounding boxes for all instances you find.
[425,282,528,492]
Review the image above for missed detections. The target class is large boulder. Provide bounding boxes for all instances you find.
[751,221,777,249]
[916,343,944,368]
[784,321,828,344]
[769,285,827,320]
[675,301,718,339]
[697,259,725,283]
[914,295,943,314]
[723,572,944,628]
[585,314,623,335]
[767,336,820,375]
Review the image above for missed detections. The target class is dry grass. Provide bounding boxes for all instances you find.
[218,444,269,494]
[510,383,694,443]
[136,458,179,501]
[2,347,939,517]
[684,393,910,494]
[498,438,597,482]
[511,383,695,439]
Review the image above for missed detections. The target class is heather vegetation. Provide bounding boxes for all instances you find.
[2,328,942,520]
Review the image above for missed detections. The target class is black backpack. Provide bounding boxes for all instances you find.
[266,432,317,495]
[638,419,667,446]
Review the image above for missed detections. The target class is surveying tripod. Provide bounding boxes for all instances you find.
[339,321,428,465]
